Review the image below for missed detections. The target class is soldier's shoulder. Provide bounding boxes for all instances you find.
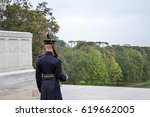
[55,57,62,64]
[54,56,60,60]
[36,55,43,64]
[38,54,44,59]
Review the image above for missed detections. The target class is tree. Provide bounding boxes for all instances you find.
[109,57,123,85]
[113,46,145,82]
[0,0,59,67]
[61,43,109,85]
[100,46,123,85]
[60,46,78,84]
[133,47,150,81]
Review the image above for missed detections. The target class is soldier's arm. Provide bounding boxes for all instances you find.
[35,58,42,92]
[55,59,68,81]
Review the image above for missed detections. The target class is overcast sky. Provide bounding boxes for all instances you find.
[30,0,150,47]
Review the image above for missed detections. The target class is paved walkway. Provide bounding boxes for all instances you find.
[62,85,150,100]
[1,84,150,100]
[1,71,149,100]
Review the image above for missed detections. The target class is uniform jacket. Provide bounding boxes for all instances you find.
[36,51,67,100]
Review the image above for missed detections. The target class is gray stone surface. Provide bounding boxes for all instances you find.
[0,71,37,100]
[0,30,36,99]
[1,79,150,100]
[0,30,33,73]
[0,30,35,99]
[61,85,150,100]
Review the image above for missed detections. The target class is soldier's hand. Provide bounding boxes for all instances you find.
[65,74,68,80]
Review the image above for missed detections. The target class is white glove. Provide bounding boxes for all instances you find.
[65,74,68,80]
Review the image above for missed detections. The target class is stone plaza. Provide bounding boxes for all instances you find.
[1,80,150,100]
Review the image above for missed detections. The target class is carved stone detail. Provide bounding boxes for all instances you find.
[0,40,3,53]
[0,31,33,73]
[9,40,17,53]
[22,40,28,53]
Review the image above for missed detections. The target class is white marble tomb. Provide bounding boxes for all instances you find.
[0,30,35,76]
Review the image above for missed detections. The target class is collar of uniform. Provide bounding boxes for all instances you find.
[45,51,53,55]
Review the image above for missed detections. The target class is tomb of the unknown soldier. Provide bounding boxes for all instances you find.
[0,30,36,99]
[0,30,33,73]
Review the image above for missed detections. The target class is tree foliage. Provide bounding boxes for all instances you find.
[58,40,150,86]
[59,43,108,85]
[0,0,59,66]
[113,46,145,82]
[100,47,123,85]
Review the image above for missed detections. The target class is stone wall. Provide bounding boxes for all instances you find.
[0,30,33,73]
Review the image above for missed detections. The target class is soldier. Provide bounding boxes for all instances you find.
[35,39,68,100]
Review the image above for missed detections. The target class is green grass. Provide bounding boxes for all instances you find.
[125,80,150,88]
[145,85,150,88]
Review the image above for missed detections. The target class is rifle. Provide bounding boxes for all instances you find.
[45,27,59,57]
[45,27,64,73]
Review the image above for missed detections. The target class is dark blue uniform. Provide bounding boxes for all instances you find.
[36,51,67,100]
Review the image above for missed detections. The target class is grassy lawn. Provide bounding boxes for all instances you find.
[145,85,150,88]
[125,80,150,88]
